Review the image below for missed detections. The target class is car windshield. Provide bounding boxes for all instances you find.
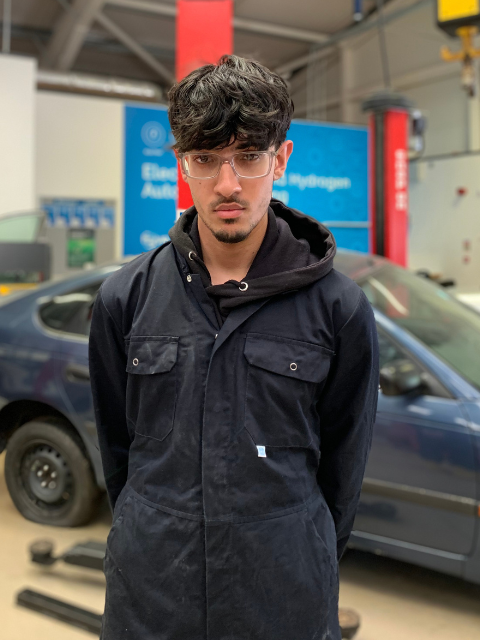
[0,213,44,242]
[358,264,480,391]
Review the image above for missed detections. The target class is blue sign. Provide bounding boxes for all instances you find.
[123,105,177,255]
[41,199,115,229]
[123,108,369,255]
[272,121,369,253]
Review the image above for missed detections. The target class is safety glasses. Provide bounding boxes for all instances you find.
[179,150,277,179]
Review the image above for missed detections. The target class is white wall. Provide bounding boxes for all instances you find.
[344,0,471,156]
[406,75,470,156]
[0,54,36,217]
[354,2,472,155]
[410,154,480,289]
[322,0,479,283]
[35,91,124,257]
[293,0,473,157]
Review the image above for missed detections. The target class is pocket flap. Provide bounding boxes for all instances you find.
[244,334,333,383]
[126,337,178,374]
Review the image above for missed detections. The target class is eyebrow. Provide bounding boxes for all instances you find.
[187,148,263,155]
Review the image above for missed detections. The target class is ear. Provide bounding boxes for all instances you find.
[273,140,293,181]
[174,150,189,183]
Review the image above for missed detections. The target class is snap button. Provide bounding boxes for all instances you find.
[186,274,192,282]
[290,362,297,371]
[239,282,248,291]
[133,358,139,366]
[215,333,218,339]
[188,251,196,260]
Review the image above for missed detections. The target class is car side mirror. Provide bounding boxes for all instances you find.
[379,359,425,396]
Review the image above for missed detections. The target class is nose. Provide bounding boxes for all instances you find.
[214,161,242,198]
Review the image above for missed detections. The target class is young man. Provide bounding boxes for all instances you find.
[89,55,379,640]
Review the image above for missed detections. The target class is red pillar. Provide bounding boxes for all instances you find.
[176,0,233,212]
[363,93,412,267]
[384,110,409,266]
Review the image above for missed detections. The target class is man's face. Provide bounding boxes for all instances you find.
[176,139,293,244]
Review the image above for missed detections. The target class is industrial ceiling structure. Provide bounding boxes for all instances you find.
[2,0,430,107]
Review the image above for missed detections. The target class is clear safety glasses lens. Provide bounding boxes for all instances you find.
[182,152,273,179]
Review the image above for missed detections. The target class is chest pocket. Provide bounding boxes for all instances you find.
[244,334,334,448]
[125,337,179,442]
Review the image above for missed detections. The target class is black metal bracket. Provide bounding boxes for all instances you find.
[16,589,102,635]
[29,538,106,571]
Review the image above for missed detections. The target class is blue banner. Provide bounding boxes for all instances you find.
[272,121,369,253]
[123,107,369,255]
[123,104,177,255]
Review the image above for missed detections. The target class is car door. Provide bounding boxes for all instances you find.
[354,327,477,556]
[38,281,101,449]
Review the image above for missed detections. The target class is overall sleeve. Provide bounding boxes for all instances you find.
[89,288,131,513]
[317,290,379,560]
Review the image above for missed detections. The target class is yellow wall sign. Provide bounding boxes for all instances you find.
[438,0,480,22]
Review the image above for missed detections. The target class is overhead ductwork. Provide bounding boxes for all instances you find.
[36,69,165,103]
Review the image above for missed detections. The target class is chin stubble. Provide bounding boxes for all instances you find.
[211,219,252,244]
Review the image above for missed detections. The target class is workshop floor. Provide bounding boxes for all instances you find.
[1,451,480,640]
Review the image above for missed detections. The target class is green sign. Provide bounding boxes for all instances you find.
[67,229,96,268]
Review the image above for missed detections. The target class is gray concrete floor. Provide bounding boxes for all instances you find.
[1,451,480,639]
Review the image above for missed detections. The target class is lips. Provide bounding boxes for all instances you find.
[214,205,245,219]
[216,210,244,219]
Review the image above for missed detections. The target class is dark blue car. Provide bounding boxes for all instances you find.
[0,252,479,584]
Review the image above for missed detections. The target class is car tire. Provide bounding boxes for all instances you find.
[4,420,100,527]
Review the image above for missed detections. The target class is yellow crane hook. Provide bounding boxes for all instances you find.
[441,26,480,95]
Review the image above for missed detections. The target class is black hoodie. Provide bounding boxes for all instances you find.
[169,199,337,324]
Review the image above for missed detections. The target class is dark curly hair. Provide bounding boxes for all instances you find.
[168,55,294,153]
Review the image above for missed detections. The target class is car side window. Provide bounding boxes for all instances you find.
[377,330,406,369]
[377,327,452,398]
[39,282,101,337]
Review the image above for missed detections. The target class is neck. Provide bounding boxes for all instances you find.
[197,212,268,285]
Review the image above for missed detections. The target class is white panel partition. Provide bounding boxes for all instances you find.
[410,153,480,290]
[0,54,36,217]
[35,91,124,258]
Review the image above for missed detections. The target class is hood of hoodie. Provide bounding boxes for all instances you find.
[168,199,336,317]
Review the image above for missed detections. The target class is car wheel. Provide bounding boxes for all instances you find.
[4,420,100,527]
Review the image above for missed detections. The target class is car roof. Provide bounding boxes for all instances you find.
[0,249,388,309]
[0,258,131,308]
[51,250,387,287]
[333,249,389,280]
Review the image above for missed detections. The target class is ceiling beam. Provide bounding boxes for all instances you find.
[46,0,174,85]
[233,15,329,44]
[41,0,107,70]
[3,22,175,61]
[95,11,175,84]
[107,0,330,44]
[108,0,176,19]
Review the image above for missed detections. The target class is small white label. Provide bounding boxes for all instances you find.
[257,445,267,458]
